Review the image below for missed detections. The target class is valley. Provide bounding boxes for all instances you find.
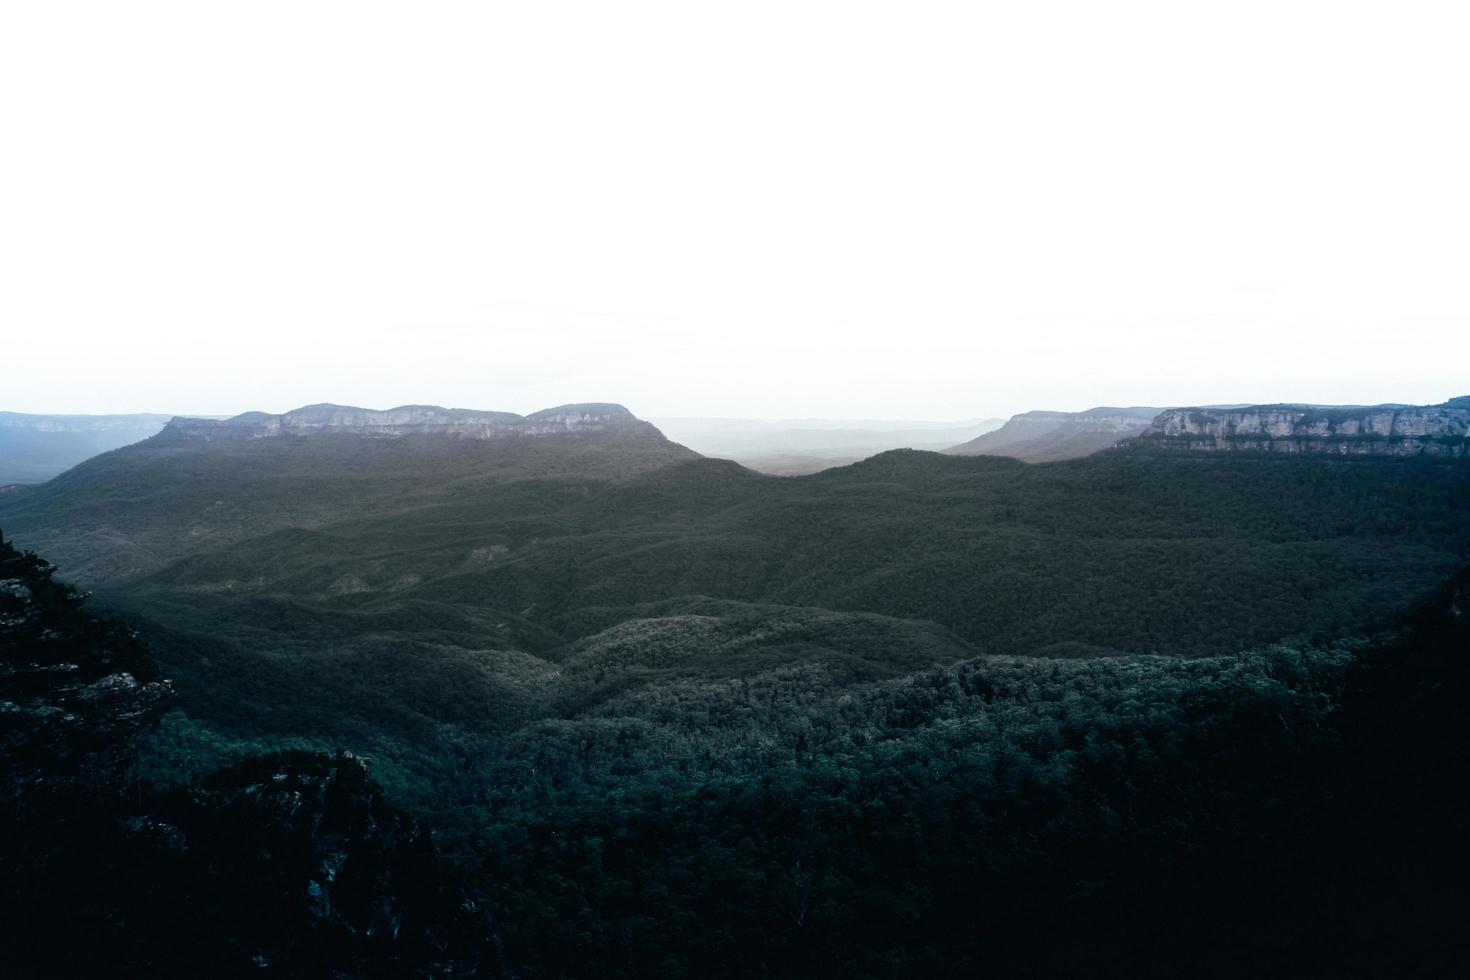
[0,412,176,485]
[4,398,1469,977]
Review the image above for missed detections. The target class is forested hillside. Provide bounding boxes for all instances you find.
[5,533,1466,976]
[0,413,698,583]
[5,427,1466,864]
[96,448,1470,659]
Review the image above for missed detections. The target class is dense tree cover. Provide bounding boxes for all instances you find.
[96,449,1469,831]
[0,429,697,583]
[468,644,1352,975]
[7,444,1469,661]
[5,444,1470,974]
[130,570,1470,977]
[107,450,1470,659]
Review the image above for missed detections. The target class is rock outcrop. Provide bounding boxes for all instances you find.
[160,401,662,442]
[1,535,172,805]
[1135,397,1470,457]
[0,532,499,977]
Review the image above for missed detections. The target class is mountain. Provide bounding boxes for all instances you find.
[0,412,175,484]
[5,427,1468,867]
[4,408,1470,974]
[944,407,1162,462]
[651,417,1005,475]
[0,401,699,583]
[163,401,665,442]
[1136,396,1470,457]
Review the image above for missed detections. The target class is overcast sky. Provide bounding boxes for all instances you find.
[3,1,1466,420]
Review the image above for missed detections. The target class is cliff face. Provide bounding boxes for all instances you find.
[1137,398,1470,457]
[989,408,1160,436]
[161,401,662,442]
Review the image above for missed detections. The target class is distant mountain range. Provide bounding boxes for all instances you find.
[650,416,1005,474]
[162,402,668,442]
[0,401,698,584]
[945,407,1162,462]
[944,397,1470,462]
[7,396,1467,491]
[0,412,176,484]
[4,398,1463,659]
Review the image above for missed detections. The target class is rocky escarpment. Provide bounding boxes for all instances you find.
[1136,397,1470,458]
[1,535,172,805]
[160,401,665,442]
[947,407,1161,462]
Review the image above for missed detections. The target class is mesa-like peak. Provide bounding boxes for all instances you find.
[1136,397,1470,457]
[159,402,652,441]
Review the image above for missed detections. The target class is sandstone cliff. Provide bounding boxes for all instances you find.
[1136,397,1470,457]
[159,401,662,442]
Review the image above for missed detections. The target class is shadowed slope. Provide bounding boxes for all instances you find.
[0,402,700,584]
[946,407,1161,462]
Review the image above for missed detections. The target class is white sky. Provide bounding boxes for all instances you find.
[2,1,1466,420]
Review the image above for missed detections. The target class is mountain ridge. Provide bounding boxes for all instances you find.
[6,397,1470,976]
[1136,396,1470,457]
[0,401,702,585]
[159,401,660,442]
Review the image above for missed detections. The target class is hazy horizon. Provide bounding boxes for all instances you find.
[3,387,1467,426]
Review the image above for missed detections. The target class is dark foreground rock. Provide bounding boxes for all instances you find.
[0,532,498,977]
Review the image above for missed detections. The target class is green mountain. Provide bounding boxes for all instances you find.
[4,410,1468,816]
[3,403,1469,976]
[0,401,699,583]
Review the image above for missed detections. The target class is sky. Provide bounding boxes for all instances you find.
[2,1,1467,420]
